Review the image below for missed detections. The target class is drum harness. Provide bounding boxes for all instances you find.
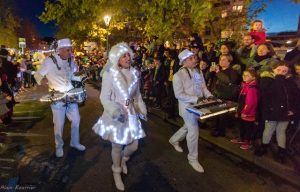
[182,67,205,101]
[48,55,86,106]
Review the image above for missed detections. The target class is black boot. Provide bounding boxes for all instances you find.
[275,147,287,164]
[255,144,268,156]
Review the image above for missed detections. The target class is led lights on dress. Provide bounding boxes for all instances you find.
[93,67,144,144]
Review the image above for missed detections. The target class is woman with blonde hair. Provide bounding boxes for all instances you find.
[93,42,147,191]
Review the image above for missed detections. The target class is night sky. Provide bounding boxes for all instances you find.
[16,0,56,37]
[15,0,300,37]
[254,0,300,33]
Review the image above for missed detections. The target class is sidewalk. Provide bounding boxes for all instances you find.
[0,86,49,181]
[149,107,300,189]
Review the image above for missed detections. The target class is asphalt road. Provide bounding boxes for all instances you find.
[0,84,299,192]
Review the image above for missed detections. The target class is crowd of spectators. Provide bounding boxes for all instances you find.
[0,45,40,126]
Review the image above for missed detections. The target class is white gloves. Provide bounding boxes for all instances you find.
[112,109,127,123]
[139,114,148,121]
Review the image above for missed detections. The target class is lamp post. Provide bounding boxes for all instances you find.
[103,15,111,51]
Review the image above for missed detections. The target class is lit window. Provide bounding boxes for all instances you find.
[237,5,243,12]
[232,6,237,11]
[221,11,228,18]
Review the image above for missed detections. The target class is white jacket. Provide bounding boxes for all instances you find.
[173,67,212,118]
[93,66,147,145]
[34,54,78,93]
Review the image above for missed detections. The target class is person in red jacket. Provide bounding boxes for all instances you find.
[249,20,266,45]
[231,69,259,150]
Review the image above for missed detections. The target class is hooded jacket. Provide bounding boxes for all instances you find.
[237,81,259,121]
[260,72,297,121]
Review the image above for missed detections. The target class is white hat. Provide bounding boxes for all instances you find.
[109,42,133,67]
[178,49,194,65]
[57,38,72,49]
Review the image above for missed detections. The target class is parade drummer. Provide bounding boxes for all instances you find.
[169,49,213,173]
[34,38,86,158]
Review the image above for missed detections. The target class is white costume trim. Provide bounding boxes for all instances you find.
[93,42,146,145]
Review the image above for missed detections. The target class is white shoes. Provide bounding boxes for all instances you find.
[189,161,204,173]
[169,141,183,152]
[112,166,125,191]
[56,147,64,158]
[70,144,86,151]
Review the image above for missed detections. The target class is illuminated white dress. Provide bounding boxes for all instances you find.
[93,66,147,145]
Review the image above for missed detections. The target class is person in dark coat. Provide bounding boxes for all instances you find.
[236,34,257,71]
[152,55,167,109]
[208,54,241,101]
[250,43,279,74]
[163,49,180,117]
[205,42,218,66]
[208,54,241,137]
[190,40,208,63]
[256,62,298,163]
[0,51,16,125]
[284,39,300,75]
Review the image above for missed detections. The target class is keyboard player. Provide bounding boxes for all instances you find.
[169,49,213,173]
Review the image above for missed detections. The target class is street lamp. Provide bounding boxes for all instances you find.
[103,15,111,51]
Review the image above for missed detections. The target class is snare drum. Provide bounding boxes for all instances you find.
[65,88,87,103]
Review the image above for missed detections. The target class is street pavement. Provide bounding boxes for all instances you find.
[0,84,299,192]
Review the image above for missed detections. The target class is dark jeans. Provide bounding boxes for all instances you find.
[24,72,35,87]
[164,81,177,115]
[153,82,164,106]
[214,114,231,134]
[240,119,256,142]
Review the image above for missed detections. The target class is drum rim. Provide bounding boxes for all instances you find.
[40,92,66,102]
[66,88,86,95]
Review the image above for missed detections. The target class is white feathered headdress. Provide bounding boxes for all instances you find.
[100,42,134,77]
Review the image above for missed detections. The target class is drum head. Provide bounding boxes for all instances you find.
[40,92,65,102]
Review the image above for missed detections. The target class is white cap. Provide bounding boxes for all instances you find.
[178,49,194,65]
[109,42,133,67]
[57,38,72,49]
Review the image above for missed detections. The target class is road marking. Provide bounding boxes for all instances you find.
[0,158,16,162]
[1,132,48,137]
[15,98,39,102]
[12,116,41,120]
[0,132,48,137]
[14,110,44,114]
[0,166,13,170]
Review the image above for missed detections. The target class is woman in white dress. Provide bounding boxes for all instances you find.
[93,42,147,191]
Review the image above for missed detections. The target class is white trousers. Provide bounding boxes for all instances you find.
[169,112,199,162]
[263,121,289,148]
[51,102,81,148]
